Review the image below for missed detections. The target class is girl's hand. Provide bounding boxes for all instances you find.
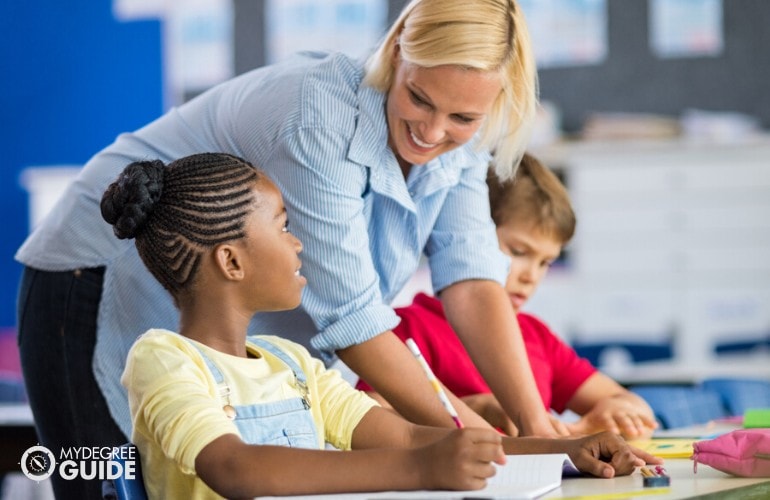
[567,396,658,439]
[564,431,663,478]
[416,428,505,491]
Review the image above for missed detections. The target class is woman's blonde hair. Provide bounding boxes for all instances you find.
[365,0,538,180]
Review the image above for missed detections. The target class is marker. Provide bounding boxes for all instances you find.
[405,338,464,428]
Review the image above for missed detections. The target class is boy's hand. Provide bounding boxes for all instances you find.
[564,431,663,478]
[417,428,505,491]
[567,396,658,439]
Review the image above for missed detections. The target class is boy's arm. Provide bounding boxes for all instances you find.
[565,373,658,439]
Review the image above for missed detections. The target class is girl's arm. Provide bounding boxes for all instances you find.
[440,280,568,437]
[565,373,658,439]
[337,330,494,429]
[195,415,505,498]
[500,431,663,479]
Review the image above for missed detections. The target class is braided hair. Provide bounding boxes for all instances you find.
[101,152,260,297]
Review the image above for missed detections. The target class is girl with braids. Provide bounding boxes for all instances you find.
[104,153,657,499]
[17,2,565,496]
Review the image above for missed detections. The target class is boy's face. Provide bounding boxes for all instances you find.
[496,221,563,313]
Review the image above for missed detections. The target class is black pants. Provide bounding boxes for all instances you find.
[17,266,127,500]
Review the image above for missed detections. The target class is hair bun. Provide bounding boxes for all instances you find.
[101,159,165,239]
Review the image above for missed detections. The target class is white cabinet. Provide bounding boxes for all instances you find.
[527,138,770,365]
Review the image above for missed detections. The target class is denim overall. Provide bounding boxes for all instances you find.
[190,336,320,449]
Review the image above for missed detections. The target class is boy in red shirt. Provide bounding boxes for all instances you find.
[358,153,657,439]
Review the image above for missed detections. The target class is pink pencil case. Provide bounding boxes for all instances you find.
[692,428,770,477]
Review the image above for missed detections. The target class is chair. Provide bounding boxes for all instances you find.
[713,337,769,356]
[572,341,673,368]
[630,385,728,429]
[701,377,770,416]
[102,444,147,500]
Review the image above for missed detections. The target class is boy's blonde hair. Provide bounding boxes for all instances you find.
[487,153,576,245]
[365,0,538,181]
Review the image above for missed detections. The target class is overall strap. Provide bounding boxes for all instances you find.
[249,336,311,408]
[248,336,308,385]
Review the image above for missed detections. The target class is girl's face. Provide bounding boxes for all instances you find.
[386,56,502,170]
[496,221,563,313]
[239,180,306,311]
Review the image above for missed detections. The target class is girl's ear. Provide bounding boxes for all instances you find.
[213,244,245,281]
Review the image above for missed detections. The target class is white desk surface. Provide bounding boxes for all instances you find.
[542,458,769,499]
[266,459,769,500]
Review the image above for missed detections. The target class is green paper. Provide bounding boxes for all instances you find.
[743,408,770,428]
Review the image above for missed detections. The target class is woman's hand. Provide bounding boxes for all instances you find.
[461,393,519,436]
[461,394,571,438]
[415,428,505,491]
[567,395,658,439]
[562,431,663,478]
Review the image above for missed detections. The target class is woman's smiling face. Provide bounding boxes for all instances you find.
[385,56,502,170]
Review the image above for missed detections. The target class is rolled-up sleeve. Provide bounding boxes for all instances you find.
[426,163,510,293]
[268,126,400,357]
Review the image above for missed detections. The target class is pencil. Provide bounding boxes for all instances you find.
[405,338,464,428]
[640,466,655,478]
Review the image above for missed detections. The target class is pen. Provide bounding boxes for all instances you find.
[405,338,464,428]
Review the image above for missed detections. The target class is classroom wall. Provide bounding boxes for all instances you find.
[1,1,163,329]
[234,0,770,133]
[536,0,770,132]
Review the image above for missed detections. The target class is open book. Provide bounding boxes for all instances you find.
[464,453,578,499]
[262,453,578,499]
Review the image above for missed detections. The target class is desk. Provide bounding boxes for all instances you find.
[266,460,770,499]
[0,403,38,474]
[543,459,770,499]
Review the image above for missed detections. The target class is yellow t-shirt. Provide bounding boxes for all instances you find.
[121,329,378,500]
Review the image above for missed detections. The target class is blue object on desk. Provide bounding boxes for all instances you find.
[102,444,147,500]
[631,385,728,429]
[701,377,770,416]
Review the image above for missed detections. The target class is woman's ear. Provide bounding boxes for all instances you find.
[213,244,245,281]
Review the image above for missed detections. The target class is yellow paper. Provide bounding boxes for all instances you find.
[627,438,694,458]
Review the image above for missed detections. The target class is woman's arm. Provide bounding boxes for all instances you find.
[337,331,494,429]
[565,373,658,439]
[440,280,567,437]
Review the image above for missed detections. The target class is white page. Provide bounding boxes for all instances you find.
[260,453,577,500]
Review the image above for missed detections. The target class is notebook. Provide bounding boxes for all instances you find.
[261,453,578,499]
[627,438,694,458]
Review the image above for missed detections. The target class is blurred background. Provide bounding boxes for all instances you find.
[1,0,769,496]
